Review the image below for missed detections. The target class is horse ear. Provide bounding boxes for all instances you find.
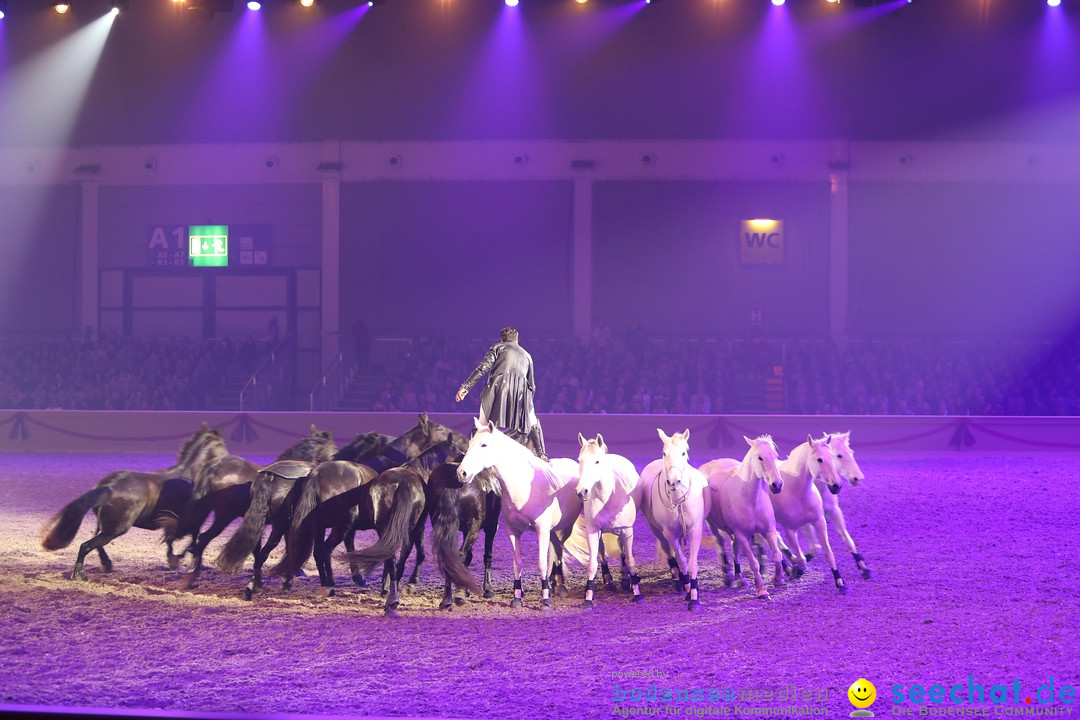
[807,434,815,445]
[744,435,753,447]
[487,420,496,434]
[683,429,690,442]
[473,416,484,430]
[578,432,586,448]
[310,424,317,433]
[596,433,605,449]
[657,428,670,443]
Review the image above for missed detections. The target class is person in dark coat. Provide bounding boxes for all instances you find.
[455,327,548,461]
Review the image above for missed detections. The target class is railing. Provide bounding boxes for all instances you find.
[309,352,348,412]
[239,336,295,412]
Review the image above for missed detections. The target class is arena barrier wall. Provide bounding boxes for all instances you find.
[1,410,1078,457]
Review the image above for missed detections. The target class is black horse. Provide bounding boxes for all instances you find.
[161,424,338,589]
[217,414,458,598]
[41,424,228,581]
[426,460,502,609]
[337,439,474,616]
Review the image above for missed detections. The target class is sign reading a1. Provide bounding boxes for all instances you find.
[188,225,229,267]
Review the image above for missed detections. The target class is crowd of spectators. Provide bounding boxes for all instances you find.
[0,333,278,410]
[3,329,1078,416]
[368,330,1080,417]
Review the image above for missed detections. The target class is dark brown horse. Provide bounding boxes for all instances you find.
[336,439,472,616]
[41,424,228,581]
[427,460,502,609]
[162,425,338,588]
[216,413,459,598]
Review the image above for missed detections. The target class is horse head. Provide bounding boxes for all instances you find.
[806,434,842,495]
[458,418,500,483]
[658,428,693,503]
[576,433,612,503]
[743,434,784,495]
[825,431,864,487]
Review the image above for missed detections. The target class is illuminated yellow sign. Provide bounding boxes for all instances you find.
[739,218,784,264]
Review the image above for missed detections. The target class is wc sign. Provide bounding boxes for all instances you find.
[740,219,785,264]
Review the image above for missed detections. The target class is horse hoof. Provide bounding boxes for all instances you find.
[483,589,496,599]
[180,574,196,591]
[791,566,805,579]
[632,594,645,604]
[509,598,523,609]
[541,599,553,611]
[605,582,617,593]
[454,596,467,607]
[71,570,88,582]
[281,579,292,590]
[687,600,702,612]
[243,588,253,601]
[757,592,771,600]
[684,591,691,602]
[351,574,365,587]
[401,583,416,596]
[554,585,569,599]
[862,569,872,580]
[380,590,389,599]
[317,587,332,600]
[385,608,400,619]
[838,584,848,595]
[672,579,682,593]
[581,600,595,610]
[621,578,632,593]
[804,553,815,563]
[166,556,180,571]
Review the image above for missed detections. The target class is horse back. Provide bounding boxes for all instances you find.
[194,455,258,500]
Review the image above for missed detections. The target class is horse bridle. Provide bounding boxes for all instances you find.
[655,465,691,512]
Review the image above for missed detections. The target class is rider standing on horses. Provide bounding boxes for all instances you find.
[455,327,548,462]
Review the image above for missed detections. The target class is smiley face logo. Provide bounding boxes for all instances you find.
[849,679,876,708]
[848,679,877,716]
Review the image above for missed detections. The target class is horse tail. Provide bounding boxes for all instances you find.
[215,470,274,574]
[41,487,111,551]
[271,470,320,578]
[562,514,592,566]
[430,483,482,596]
[346,481,414,577]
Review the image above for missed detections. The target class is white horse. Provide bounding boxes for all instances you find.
[800,432,871,579]
[575,433,644,608]
[640,428,710,611]
[457,418,582,610]
[772,435,847,594]
[703,435,786,599]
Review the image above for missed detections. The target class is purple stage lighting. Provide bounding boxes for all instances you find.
[771,0,785,5]
[505,0,518,6]
[1047,0,1061,6]
[247,0,260,8]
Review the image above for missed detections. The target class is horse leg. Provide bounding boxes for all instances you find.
[73,529,122,581]
[537,525,554,610]
[619,536,632,593]
[735,531,768,599]
[404,522,426,594]
[659,537,681,593]
[780,525,809,579]
[457,524,481,604]
[181,513,233,589]
[668,533,692,602]
[621,527,644,603]
[687,527,703,611]
[342,528,365,588]
[800,525,821,564]
[550,531,569,598]
[440,572,454,610]
[482,523,497,599]
[582,527,600,610]
[313,525,338,598]
[384,557,401,617]
[763,528,786,588]
[811,516,846,594]
[507,531,524,609]
[827,503,870,579]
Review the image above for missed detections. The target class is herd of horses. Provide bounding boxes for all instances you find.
[39,412,870,615]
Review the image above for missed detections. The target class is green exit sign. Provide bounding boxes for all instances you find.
[188,225,228,267]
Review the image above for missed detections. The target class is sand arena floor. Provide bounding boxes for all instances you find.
[0,448,1078,720]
